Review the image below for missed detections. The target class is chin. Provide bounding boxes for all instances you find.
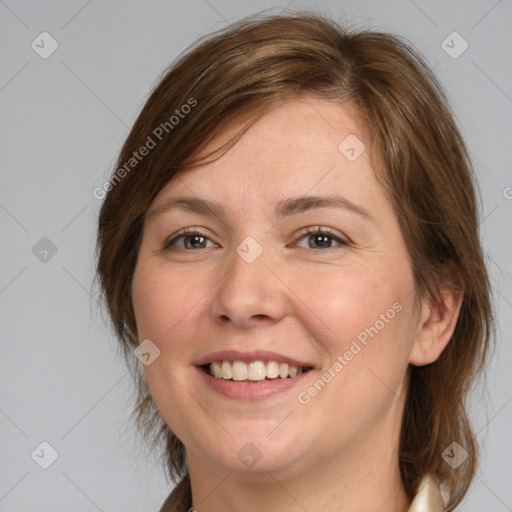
[187,422,315,478]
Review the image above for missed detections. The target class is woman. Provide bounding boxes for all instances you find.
[96,12,493,512]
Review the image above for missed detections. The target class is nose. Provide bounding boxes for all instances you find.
[210,243,288,329]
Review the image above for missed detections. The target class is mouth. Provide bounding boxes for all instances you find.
[201,360,314,383]
[194,350,315,400]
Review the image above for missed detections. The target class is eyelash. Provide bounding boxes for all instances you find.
[162,226,348,252]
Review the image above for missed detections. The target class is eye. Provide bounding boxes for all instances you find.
[294,226,348,250]
[163,228,217,250]
[162,226,348,252]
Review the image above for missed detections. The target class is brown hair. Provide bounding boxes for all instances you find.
[95,11,493,511]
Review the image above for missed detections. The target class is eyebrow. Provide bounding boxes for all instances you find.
[146,194,375,222]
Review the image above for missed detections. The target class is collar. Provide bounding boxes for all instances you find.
[159,474,446,512]
[408,474,445,512]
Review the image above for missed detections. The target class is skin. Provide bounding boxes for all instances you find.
[131,96,462,512]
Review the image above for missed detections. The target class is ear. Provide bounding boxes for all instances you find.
[409,282,464,366]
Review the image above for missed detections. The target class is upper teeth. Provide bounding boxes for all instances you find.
[210,360,303,381]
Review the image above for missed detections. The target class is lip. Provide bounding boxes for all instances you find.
[196,366,310,401]
[194,350,314,368]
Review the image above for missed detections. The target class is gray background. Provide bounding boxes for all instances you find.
[1,0,511,510]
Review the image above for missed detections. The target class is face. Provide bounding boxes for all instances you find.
[131,97,421,481]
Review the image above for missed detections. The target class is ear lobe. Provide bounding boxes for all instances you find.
[409,284,464,366]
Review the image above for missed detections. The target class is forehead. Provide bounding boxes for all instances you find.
[152,97,380,208]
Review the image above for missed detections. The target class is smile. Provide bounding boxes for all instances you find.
[205,360,313,382]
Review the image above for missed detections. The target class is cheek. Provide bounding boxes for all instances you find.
[293,264,414,407]
[132,262,204,347]
[131,264,205,439]
[297,265,407,352]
